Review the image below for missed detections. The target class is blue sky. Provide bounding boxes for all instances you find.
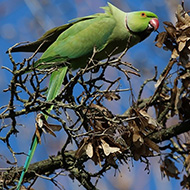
[0,0,188,189]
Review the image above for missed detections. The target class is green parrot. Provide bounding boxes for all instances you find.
[12,3,159,189]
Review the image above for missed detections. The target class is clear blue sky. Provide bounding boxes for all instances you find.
[0,0,187,189]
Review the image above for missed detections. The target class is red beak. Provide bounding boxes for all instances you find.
[150,18,159,31]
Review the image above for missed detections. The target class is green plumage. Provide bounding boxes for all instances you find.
[12,3,159,189]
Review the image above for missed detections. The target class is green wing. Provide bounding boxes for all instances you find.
[36,15,116,69]
[10,15,99,53]
[9,12,111,54]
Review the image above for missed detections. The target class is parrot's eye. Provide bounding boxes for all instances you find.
[141,12,146,17]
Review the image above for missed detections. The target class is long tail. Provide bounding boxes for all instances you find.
[16,67,68,190]
[16,134,39,190]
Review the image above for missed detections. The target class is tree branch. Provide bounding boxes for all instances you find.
[2,151,97,190]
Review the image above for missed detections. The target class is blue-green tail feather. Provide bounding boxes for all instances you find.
[16,67,68,189]
[16,135,39,190]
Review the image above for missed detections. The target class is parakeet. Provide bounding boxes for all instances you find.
[12,3,159,189]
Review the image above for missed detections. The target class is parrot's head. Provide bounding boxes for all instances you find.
[126,11,159,35]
